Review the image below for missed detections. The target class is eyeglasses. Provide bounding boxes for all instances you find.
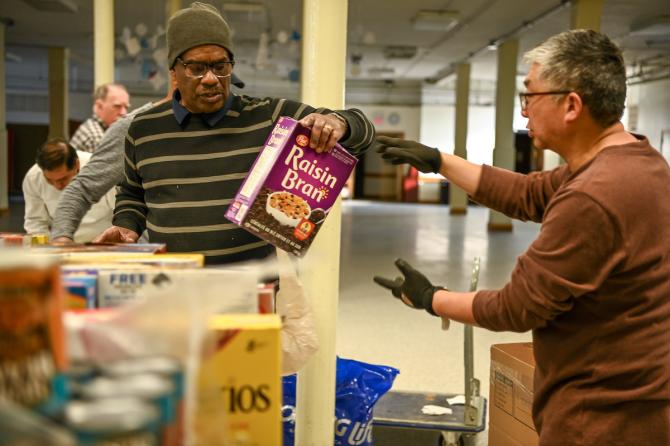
[175,58,235,79]
[518,91,571,112]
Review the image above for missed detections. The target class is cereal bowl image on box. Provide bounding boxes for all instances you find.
[266,191,311,227]
[225,116,358,257]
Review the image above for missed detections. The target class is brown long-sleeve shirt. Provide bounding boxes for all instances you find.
[472,137,670,446]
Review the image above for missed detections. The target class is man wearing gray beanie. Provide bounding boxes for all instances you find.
[95,2,376,265]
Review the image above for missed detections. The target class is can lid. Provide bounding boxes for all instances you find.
[102,356,180,377]
[65,397,159,433]
[81,374,174,400]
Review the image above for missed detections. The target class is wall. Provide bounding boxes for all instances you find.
[350,104,421,200]
[418,104,497,201]
[634,78,670,159]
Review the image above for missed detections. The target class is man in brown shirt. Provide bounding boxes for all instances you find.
[374,30,670,445]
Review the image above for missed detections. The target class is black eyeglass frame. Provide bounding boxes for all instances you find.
[518,91,572,111]
[175,57,236,79]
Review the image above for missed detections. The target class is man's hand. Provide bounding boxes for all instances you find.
[373,259,444,316]
[299,113,348,153]
[375,135,442,173]
[92,226,139,243]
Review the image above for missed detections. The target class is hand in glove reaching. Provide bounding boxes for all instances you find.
[375,135,442,174]
[373,259,444,316]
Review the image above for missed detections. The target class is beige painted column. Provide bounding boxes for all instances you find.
[167,0,182,16]
[488,39,518,232]
[94,0,114,86]
[0,22,7,211]
[295,0,347,444]
[48,48,69,140]
[571,0,604,30]
[450,63,470,214]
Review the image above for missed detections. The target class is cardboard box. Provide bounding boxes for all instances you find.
[0,254,68,409]
[196,314,282,446]
[62,273,97,309]
[57,252,204,267]
[96,269,258,312]
[226,116,357,257]
[489,342,539,446]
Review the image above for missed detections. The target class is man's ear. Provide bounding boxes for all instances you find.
[564,92,583,124]
[93,98,104,114]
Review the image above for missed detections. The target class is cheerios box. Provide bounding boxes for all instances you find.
[225,116,357,257]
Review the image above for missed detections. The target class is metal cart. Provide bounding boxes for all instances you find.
[373,258,486,446]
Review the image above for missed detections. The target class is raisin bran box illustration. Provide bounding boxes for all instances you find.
[226,116,357,257]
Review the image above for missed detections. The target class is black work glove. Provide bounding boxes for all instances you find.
[375,135,442,173]
[373,258,444,316]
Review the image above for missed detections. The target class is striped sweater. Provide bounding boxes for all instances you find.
[113,94,374,264]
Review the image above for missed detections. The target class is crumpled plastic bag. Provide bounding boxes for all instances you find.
[282,357,400,446]
[275,250,319,375]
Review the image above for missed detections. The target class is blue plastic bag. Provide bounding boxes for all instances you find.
[282,357,399,446]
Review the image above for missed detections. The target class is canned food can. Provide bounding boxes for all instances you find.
[64,397,160,445]
[0,250,68,409]
[30,234,50,245]
[67,361,98,387]
[0,233,25,247]
[80,374,176,446]
[102,357,184,446]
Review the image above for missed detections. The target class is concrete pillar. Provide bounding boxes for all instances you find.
[571,0,604,31]
[450,63,470,214]
[167,0,182,16]
[488,39,518,232]
[48,48,69,140]
[94,0,115,86]
[0,22,8,211]
[295,0,347,444]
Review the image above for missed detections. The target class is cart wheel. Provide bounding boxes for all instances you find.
[437,433,465,446]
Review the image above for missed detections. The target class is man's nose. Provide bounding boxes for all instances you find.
[200,70,219,85]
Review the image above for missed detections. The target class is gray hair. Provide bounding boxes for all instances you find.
[93,83,127,101]
[523,29,626,128]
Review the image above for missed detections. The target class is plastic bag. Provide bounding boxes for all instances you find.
[282,357,399,446]
[275,250,319,375]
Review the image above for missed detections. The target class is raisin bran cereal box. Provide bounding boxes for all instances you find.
[226,116,357,256]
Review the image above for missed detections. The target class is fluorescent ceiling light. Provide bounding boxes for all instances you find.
[383,45,417,59]
[368,67,395,75]
[412,10,459,32]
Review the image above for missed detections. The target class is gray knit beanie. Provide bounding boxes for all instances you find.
[167,2,234,68]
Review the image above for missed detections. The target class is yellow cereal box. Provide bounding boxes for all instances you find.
[195,314,282,446]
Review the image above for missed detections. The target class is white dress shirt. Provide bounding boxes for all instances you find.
[22,150,115,242]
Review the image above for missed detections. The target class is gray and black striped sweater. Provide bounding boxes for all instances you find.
[113,94,374,264]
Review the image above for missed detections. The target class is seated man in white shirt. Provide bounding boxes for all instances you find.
[22,138,115,242]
